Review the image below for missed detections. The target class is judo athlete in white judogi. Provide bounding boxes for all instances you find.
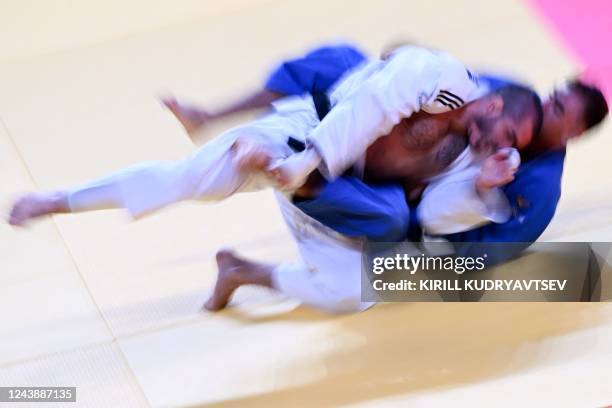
[8,45,538,225]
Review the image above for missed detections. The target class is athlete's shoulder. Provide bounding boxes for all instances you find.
[385,46,481,113]
[425,50,483,113]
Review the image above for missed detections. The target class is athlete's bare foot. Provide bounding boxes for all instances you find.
[204,250,248,311]
[8,191,70,226]
[161,95,212,136]
[204,249,274,311]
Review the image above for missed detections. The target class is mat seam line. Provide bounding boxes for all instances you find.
[0,115,152,407]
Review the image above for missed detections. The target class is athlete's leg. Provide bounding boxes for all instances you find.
[8,103,318,226]
[204,193,374,313]
[204,247,371,314]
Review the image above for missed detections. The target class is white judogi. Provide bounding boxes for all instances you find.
[418,147,517,235]
[67,45,484,218]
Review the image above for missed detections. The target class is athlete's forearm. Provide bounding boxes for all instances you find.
[210,89,285,119]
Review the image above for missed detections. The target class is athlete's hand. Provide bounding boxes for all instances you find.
[476,148,520,194]
[267,148,322,191]
[160,94,212,137]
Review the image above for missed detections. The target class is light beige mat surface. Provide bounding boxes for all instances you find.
[0,0,610,406]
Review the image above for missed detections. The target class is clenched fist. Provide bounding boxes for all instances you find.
[476,148,521,194]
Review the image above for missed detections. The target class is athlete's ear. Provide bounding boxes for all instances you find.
[485,94,504,115]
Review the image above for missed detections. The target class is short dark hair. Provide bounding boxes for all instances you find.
[568,80,609,130]
[494,85,544,140]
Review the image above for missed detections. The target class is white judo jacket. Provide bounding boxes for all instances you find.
[306,45,486,179]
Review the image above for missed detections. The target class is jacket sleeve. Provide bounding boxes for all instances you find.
[418,173,512,235]
[305,46,443,179]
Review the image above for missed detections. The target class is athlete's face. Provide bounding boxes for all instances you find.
[540,85,587,148]
[467,113,534,154]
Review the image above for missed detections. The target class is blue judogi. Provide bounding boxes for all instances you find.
[292,177,409,241]
[266,45,565,263]
[445,149,565,264]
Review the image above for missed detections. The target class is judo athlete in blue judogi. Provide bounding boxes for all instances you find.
[197,44,606,312]
[260,46,604,262]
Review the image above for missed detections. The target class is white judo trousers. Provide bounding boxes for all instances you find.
[269,148,514,314]
[272,192,375,313]
[67,96,320,217]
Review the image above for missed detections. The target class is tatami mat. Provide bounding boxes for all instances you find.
[0,0,611,406]
[0,124,112,365]
[0,342,149,407]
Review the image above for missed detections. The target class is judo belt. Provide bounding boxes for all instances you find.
[287,91,331,152]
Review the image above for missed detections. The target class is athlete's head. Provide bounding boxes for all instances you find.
[464,85,543,153]
[535,80,608,150]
